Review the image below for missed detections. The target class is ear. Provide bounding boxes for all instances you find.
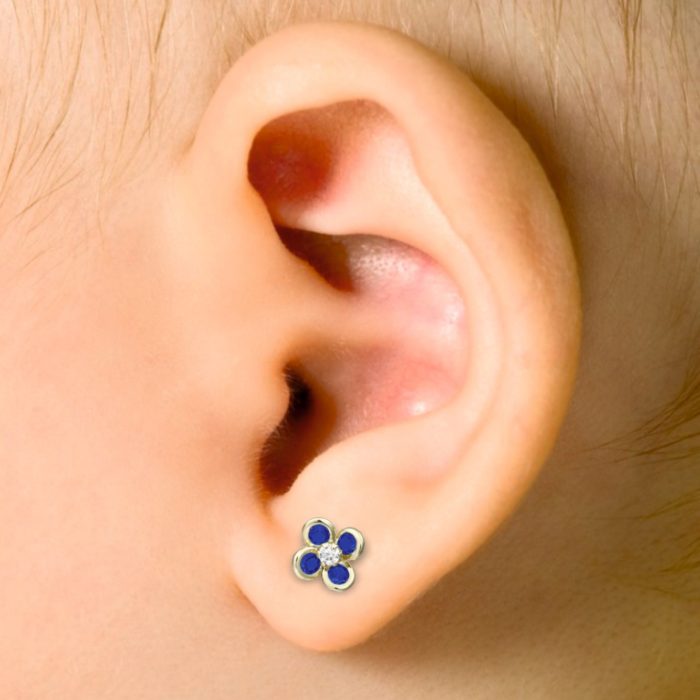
[167,21,581,650]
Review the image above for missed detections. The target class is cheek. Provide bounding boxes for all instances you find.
[0,237,256,684]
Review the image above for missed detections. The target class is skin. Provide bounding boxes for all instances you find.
[0,2,698,698]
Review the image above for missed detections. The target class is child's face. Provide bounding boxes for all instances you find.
[0,2,698,697]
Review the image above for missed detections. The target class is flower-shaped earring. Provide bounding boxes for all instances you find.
[292,517,364,591]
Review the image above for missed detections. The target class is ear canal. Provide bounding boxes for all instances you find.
[248,100,469,496]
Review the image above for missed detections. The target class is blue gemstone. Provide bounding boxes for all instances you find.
[328,565,350,586]
[308,524,331,545]
[337,532,357,555]
[300,552,321,575]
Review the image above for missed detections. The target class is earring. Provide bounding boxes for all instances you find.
[292,517,365,592]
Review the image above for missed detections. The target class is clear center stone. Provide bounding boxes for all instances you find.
[318,542,341,567]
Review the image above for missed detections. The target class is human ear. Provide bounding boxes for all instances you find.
[166,21,581,650]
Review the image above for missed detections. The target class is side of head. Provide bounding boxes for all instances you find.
[0,3,697,697]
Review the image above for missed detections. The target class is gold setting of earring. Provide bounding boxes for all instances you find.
[292,517,364,592]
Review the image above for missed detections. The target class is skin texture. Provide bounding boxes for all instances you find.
[0,2,699,698]
[178,23,580,650]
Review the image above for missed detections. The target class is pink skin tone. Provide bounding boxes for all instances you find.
[1,12,698,700]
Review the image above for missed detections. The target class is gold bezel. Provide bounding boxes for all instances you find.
[322,563,355,592]
[292,518,365,592]
[301,517,335,547]
[336,527,364,562]
[292,546,322,580]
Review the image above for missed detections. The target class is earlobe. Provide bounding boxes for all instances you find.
[171,22,580,650]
